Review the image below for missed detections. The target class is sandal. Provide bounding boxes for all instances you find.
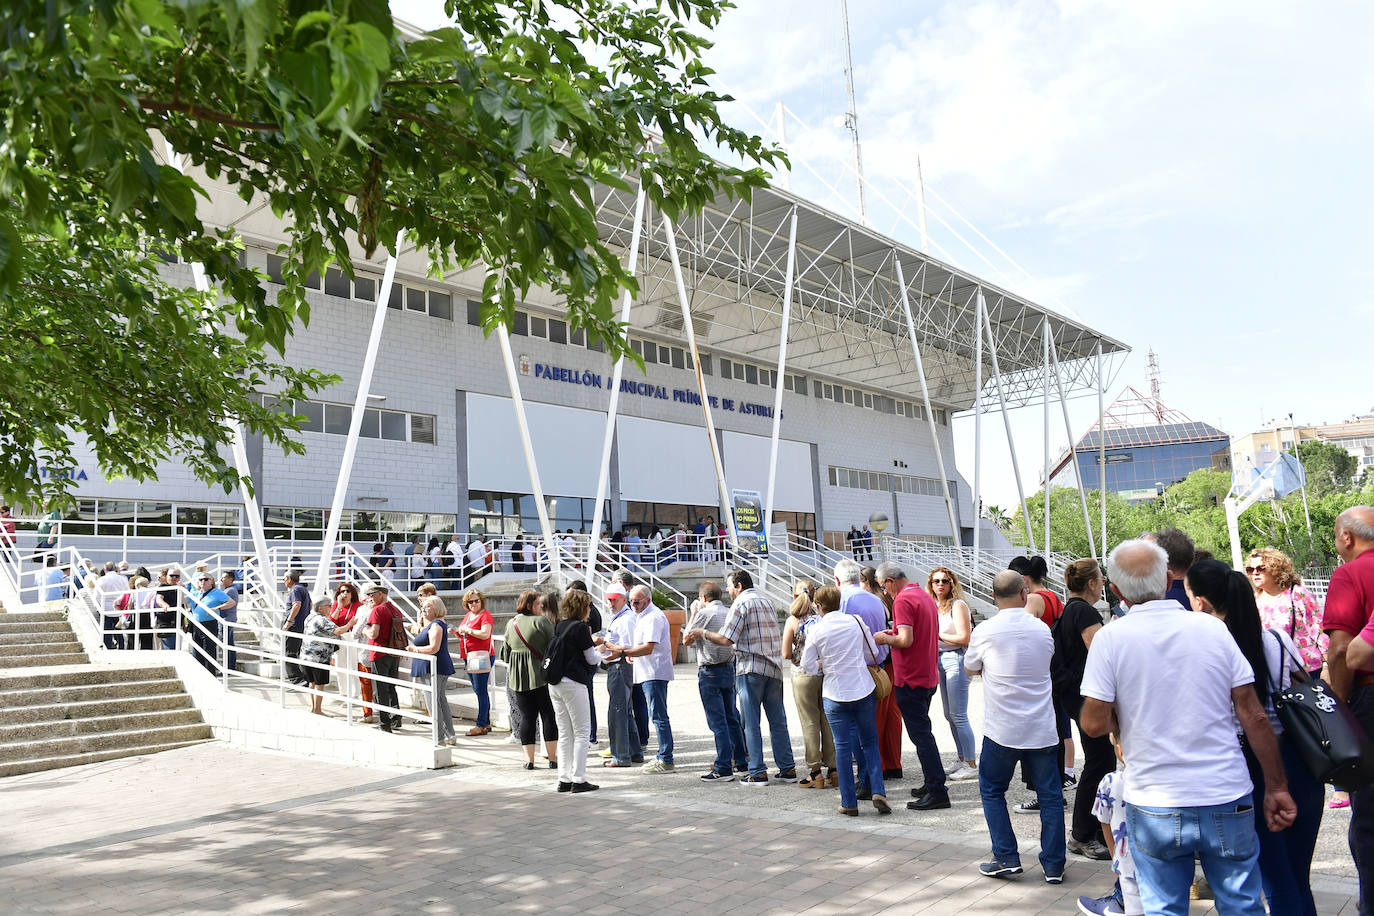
[466,725,489,737]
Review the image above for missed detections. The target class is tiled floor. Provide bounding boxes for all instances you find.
[0,741,1359,914]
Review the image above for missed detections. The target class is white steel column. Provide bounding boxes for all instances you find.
[1097,343,1107,566]
[314,232,403,595]
[972,289,985,575]
[662,216,738,556]
[764,211,799,531]
[981,296,1035,551]
[1048,335,1096,559]
[164,143,273,589]
[895,258,960,544]
[496,321,562,580]
[1042,320,1051,562]
[764,209,799,574]
[586,190,646,575]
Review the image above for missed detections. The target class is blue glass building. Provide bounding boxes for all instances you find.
[1071,421,1231,501]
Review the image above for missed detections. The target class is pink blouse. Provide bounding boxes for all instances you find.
[1256,584,1327,671]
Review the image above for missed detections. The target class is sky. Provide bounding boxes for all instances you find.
[394,0,1374,512]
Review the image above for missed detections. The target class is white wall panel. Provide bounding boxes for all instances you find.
[466,393,605,496]
[721,431,815,512]
[616,416,719,504]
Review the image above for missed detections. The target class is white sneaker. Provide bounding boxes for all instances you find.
[949,763,979,781]
[641,759,675,774]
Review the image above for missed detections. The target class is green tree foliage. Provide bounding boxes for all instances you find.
[1295,440,1359,498]
[1011,464,1374,569]
[0,0,780,508]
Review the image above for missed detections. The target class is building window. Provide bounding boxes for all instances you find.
[428,291,452,320]
[467,299,482,327]
[406,287,426,312]
[549,318,568,344]
[324,267,351,298]
[530,315,547,339]
[354,276,376,302]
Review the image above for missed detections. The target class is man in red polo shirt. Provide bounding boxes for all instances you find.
[875,560,949,811]
[1323,505,1374,908]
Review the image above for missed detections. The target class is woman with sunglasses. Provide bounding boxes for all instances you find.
[454,588,495,736]
[1246,548,1325,679]
[928,567,978,781]
[330,581,372,720]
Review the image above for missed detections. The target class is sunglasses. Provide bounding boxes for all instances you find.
[465,598,482,605]
[931,578,952,585]
[1244,565,1266,574]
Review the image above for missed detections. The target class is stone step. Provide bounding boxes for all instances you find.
[0,620,71,635]
[0,691,193,726]
[0,640,83,658]
[0,707,205,743]
[0,651,89,669]
[0,630,78,646]
[0,722,214,763]
[0,612,66,627]
[0,739,214,778]
[0,665,178,690]
[0,676,185,708]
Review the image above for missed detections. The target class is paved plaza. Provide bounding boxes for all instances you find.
[1,666,1361,914]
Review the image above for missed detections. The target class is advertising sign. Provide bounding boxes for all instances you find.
[731,489,767,556]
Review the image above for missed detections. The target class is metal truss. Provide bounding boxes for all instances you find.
[591,183,1130,413]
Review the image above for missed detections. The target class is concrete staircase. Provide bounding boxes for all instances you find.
[0,612,212,777]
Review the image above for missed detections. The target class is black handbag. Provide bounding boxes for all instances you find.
[1267,631,1374,788]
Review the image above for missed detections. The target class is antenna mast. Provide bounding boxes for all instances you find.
[1146,348,1163,423]
[839,0,867,222]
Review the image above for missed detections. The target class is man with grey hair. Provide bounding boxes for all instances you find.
[1080,539,1294,914]
[611,584,675,773]
[874,560,947,808]
[1322,505,1374,905]
[95,560,130,650]
[964,569,1063,880]
[836,558,904,782]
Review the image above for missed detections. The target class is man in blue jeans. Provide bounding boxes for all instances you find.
[682,580,747,781]
[1080,539,1295,915]
[964,569,1066,882]
[694,569,796,787]
[598,582,644,767]
[614,585,675,773]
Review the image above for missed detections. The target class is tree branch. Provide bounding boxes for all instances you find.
[137,97,280,132]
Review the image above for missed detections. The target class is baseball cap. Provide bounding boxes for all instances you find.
[604,583,627,599]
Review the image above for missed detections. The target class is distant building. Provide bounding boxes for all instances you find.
[1050,387,1230,501]
[1233,410,1374,475]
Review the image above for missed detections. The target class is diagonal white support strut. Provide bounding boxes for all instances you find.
[314,232,403,595]
[763,208,799,585]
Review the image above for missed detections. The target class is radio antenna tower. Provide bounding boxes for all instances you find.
[1146,348,1164,423]
[839,0,867,222]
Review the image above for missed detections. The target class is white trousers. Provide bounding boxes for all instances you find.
[549,679,590,784]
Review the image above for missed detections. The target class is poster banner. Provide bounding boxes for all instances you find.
[732,489,767,556]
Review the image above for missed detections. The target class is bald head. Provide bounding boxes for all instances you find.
[992,570,1027,608]
[1335,506,1374,562]
[1107,539,1169,606]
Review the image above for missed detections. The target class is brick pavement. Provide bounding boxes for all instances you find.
[0,744,1359,914]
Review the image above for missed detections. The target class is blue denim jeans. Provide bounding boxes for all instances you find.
[736,671,796,778]
[978,738,1066,874]
[894,684,947,797]
[937,649,977,762]
[698,664,746,774]
[1127,794,1265,916]
[632,682,650,746]
[604,663,642,764]
[468,669,491,728]
[642,678,673,764]
[823,693,885,809]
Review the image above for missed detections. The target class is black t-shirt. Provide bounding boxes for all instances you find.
[553,619,595,687]
[1051,597,1102,703]
[155,585,180,627]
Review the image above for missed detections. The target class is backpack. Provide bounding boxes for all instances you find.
[541,624,571,685]
[386,607,408,651]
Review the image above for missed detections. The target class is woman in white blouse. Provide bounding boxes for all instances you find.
[800,585,890,818]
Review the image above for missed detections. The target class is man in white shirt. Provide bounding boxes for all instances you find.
[466,535,487,581]
[607,585,675,773]
[1080,539,1295,915]
[95,561,131,650]
[597,582,644,767]
[445,534,465,590]
[964,569,1065,883]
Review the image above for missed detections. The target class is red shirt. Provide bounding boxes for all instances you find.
[891,583,939,689]
[459,608,494,659]
[1324,548,1374,676]
[365,600,398,663]
[329,600,361,628]
[1034,589,1064,627]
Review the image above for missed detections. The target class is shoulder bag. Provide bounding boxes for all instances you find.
[1267,630,1374,788]
[852,616,892,701]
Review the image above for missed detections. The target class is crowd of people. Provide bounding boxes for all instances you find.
[40,504,1374,914]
